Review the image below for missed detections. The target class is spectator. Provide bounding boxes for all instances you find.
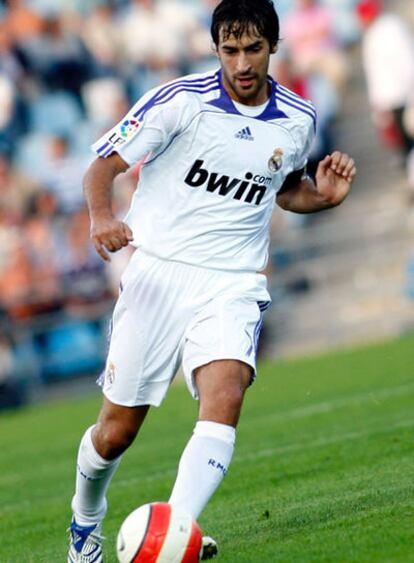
[57,209,110,312]
[0,227,35,320]
[23,190,63,311]
[0,75,17,154]
[34,135,88,213]
[322,0,360,45]
[0,19,30,154]
[82,77,129,130]
[283,0,349,91]
[4,0,43,46]
[0,19,25,85]
[186,0,221,73]
[119,0,199,96]
[119,0,178,70]
[81,3,121,77]
[0,153,40,223]
[18,13,91,101]
[0,200,62,321]
[357,0,414,196]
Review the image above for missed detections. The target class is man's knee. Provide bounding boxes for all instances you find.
[211,385,245,412]
[93,420,137,460]
[92,400,150,460]
[195,360,253,426]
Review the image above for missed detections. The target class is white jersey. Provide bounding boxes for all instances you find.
[92,69,316,272]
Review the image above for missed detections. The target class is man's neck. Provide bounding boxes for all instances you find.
[222,77,271,107]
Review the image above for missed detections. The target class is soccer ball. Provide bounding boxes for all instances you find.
[116,502,203,563]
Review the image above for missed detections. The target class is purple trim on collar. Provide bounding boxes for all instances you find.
[206,71,288,121]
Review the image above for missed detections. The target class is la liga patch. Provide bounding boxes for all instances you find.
[120,119,141,140]
[95,117,143,156]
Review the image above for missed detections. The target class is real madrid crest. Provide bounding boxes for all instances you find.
[268,148,284,174]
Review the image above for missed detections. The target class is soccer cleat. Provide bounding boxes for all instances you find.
[68,519,104,563]
[200,536,218,560]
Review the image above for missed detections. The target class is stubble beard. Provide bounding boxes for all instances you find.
[235,78,269,105]
[226,72,267,105]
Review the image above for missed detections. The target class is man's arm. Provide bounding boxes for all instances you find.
[84,152,134,262]
[276,151,356,214]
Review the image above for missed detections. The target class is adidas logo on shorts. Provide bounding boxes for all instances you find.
[235,126,254,141]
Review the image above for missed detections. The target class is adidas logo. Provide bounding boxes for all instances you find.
[235,126,254,141]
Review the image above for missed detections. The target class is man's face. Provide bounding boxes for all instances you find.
[216,26,276,106]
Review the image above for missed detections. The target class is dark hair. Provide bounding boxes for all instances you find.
[211,0,280,47]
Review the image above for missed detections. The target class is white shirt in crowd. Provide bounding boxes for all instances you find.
[362,13,414,111]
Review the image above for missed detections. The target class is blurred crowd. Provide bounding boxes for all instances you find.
[0,0,413,405]
[357,0,414,195]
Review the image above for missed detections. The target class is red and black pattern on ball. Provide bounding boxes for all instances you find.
[181,521,203,563]
[132,503,172,562]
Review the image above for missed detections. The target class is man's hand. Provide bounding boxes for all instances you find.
[315,151,356,206]
[276,150,356,214]
[90,214,134,262]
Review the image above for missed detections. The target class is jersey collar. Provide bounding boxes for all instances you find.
[207,70,288,121]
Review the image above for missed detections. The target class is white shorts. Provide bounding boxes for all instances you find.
[99,249,271,407]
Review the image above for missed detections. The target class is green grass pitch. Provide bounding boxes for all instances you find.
[1,334,413,562]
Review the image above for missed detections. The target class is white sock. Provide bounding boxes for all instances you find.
[168,421,236,520]
[71,426,122,526]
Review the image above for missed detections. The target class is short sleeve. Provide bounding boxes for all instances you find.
[294,110,316,170]
[91,87,194,167]
[293,112,317,172]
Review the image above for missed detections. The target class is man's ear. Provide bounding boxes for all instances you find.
[270,42,278,55]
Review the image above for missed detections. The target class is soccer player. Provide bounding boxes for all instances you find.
[68,1,356,561]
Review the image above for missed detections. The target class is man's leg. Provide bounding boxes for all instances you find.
[72,398,150,526]
[168,360,251,520]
